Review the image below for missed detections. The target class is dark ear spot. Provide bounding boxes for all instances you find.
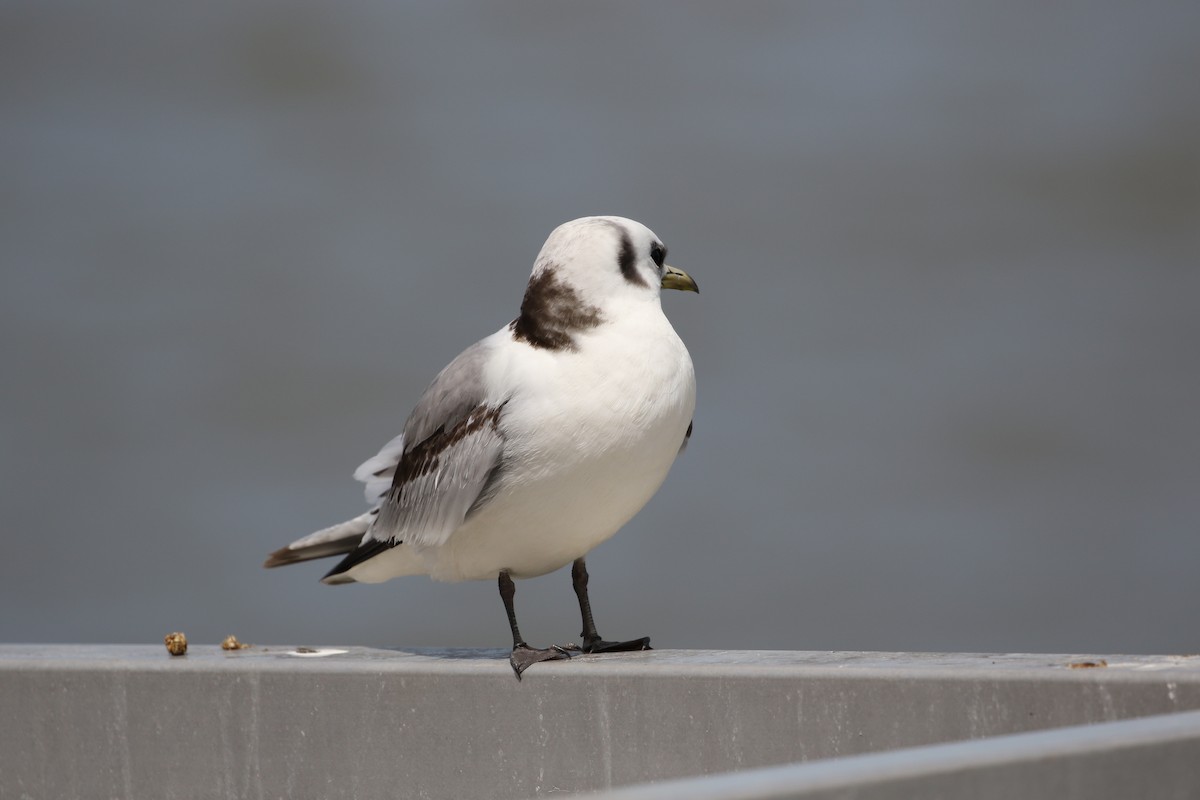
[618,231,649,288]
[509,267,604,350]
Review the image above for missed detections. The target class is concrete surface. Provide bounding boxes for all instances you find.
[3,646,1200,799]
[585,710,1200,800]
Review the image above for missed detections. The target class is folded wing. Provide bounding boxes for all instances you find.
[321,340,507,580]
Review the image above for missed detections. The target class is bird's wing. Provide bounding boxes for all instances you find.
[363,339,507,550]
[353,432,407,506]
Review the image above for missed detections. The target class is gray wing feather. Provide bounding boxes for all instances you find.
[366,340,507,549]
[401,340,490,445]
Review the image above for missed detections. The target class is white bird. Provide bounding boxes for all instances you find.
[264,216,698,677]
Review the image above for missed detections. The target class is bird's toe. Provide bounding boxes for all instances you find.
[582,636,652,654]
[509,643,573,680]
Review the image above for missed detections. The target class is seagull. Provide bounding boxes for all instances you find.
[264,216,698,678]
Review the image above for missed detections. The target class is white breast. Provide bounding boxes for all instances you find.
[425,303,695,581]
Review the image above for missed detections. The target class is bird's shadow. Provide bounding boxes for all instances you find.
[377,646,510,662]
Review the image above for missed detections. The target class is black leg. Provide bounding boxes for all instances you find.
[570,558,652,654]
[499,570,570,680]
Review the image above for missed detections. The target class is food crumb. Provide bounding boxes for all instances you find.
[1069,659,1108,669]
[221,635,251,651]
[164,632,188,656]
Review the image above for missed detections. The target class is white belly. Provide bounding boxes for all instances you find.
[434,406,690,580]
[347,306,696,584]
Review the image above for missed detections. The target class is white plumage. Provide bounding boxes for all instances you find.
[265,216,698,677]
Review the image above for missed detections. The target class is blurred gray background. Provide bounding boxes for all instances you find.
[2,2,1197,654]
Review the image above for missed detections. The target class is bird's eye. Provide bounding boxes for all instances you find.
[650,243,666,268]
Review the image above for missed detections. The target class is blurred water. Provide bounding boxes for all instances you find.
[2,2,1198,654]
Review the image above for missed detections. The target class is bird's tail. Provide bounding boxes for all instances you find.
[263,512,374,569]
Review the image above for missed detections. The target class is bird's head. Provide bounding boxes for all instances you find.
[510,216,697,352]
[531,216,698,304]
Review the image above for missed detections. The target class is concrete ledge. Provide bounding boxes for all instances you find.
[3,646,1199,799]
[587,710,1200,799]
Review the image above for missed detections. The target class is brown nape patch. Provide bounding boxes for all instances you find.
[509,267,603,350]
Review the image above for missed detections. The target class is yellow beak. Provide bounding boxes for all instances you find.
[661,265,699,293]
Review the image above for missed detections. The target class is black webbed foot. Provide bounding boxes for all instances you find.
[579,636,652,654]
[509,643,572,680]
[569,559,653,657]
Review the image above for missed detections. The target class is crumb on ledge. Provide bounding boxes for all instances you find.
[164,632,188,656]
[221,635,252,651]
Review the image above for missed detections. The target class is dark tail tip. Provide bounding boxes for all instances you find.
[263,547,300,569]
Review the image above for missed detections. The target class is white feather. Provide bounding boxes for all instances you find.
[281,512,374,552]
[352,432,406,505]
[272,216,696,588]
